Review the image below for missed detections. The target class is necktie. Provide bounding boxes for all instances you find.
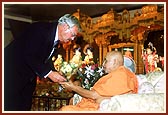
[45,40,60,63]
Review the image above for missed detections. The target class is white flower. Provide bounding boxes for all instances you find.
[86,74,91,79]
[76,63,104,90]
[74,63,79,67]
[65,64,73,73]
[79,68,83,72]
[97,66,104,76]
[60,67,66,73]
[60,62,73,76]
[84,65,94,76]
[84,79,89,84]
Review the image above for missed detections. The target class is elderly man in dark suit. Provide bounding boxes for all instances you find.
[4,14,82,111]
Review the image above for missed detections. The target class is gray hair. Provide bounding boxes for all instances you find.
[58,14,82,32]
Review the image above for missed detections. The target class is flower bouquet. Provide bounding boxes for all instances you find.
[60,61,79,81]
[76,63,104,90]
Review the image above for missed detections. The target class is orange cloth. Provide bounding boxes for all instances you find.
[60,66,138,111]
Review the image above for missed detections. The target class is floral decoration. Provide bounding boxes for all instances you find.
[60,61,79,80]
[76,63,104,90]
[53,54,104,90]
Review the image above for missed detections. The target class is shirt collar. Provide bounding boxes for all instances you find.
[54,26,59,43]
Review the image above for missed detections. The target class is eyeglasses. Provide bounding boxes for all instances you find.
[68,28,77,38]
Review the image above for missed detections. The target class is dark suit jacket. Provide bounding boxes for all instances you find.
[5,21,58,78]
[4,21,58,110]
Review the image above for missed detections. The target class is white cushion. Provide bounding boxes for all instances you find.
[99,93,165,112]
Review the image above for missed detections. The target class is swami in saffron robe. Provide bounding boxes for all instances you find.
[60,66,138,111]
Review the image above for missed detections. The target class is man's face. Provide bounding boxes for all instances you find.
[60,25,78,43]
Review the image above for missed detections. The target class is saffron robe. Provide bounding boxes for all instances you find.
[60,66,138,111]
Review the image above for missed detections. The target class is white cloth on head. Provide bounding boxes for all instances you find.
[124,56,136,73]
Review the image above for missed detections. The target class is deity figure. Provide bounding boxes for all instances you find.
[70,44,83,68]
[83,44,94,65]
[159,56,164,70]
[124,48,133,59]
[53,54,63,71]
[142,42,159,73]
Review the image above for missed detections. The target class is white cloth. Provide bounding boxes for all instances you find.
[99,93,165,112]
[99,71,165,112]
[73,94,82,105]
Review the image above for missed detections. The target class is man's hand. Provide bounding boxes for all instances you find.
[48,71,67,82]
[59,80,74,90]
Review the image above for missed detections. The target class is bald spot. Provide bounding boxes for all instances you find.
[106,51,124,66]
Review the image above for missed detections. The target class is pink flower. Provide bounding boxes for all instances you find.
[91,64,98,70]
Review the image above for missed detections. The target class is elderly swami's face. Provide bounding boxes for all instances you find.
[103,56,114,73]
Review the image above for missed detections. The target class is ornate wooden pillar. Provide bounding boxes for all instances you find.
[63,41,71,62]
[95,34,110,65]
[70,48,74,61]
[99,44,103,65]
[137,41,145,74]
[102,44,109,63]
[131,34,145,74]
[134,40,138,73]
[65,49,69,62]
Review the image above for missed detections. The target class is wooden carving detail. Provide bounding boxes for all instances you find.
[72,5,163,45]
[71,4,164,74]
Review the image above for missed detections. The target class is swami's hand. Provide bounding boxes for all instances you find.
[59,80,74,90]
[48,71,67,82]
